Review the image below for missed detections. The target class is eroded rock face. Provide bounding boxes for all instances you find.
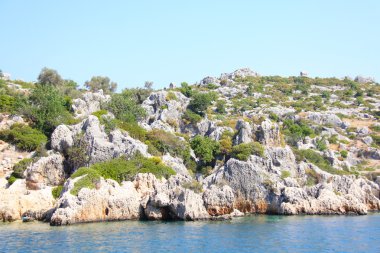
[0,179,55,222]
[255,119,281,146]
[234,120,253,145]
[50,178,141,226]
[141,91,190,133]
[25,153,66,190]
[203,185,234,216]
[72,90,111,118]
[50,116,150,165]
[162,153,189,176]
[204,148,380,215]
[307,112,346,129]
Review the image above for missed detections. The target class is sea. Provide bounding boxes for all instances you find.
[1,213,379,253]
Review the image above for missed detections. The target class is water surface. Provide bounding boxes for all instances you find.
[1,214,379,252]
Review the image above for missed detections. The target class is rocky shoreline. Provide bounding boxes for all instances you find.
[1,68,380,226]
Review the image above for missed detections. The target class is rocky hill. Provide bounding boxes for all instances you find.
[1,68,380,225]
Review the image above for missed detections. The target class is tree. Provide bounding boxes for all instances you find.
[107,91,146,123]
[24,84,71,135]
[180,82,193,97]
[144,81,153,90]
[190,135,220,164]
[37,67,63,86]
[188,92,217,115]
[85,76,117,94]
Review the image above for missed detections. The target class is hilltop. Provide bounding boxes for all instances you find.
[0,68,379,225]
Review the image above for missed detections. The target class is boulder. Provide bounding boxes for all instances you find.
[72,90,111,118]
[0,179,55,222]
[162,153,189,176]
[234,119,253,145]
[50,178,141,225]
[203,185,234,216]
[50,125,73,153]
[25,153,66,190]
[255,119,281,146]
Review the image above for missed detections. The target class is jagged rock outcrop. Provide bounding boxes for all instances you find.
[234,120,253,145]
[204,147,380,215]
[50,177,141,225]
[72,90,111,118]
[141,91,190,133]
[25,153,66,190]
[51,116,150,164]
[162,153,189,176]
[255,119,281,146]
[203,185,234,216]
[0,179,55,221]
[307,112,348,129]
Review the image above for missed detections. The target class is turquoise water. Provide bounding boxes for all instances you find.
[1,214,379,253]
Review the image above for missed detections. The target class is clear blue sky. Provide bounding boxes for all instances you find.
[1,0,379,90]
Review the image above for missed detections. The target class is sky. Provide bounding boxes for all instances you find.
[1,0,379,90]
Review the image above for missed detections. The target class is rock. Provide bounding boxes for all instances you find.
[162,153,189,176]
[220,68,259,80]
[203,185,234,216]
[234,120,253,145]
[50,178,141,226]
[25,154,66,190]
[200,76,220,86]
[51,125,73,153]
[146,175,210,220]
[141,91,190,133]
[357,127,370,136]
[362,136,373,146]
[307,112,346,129]
[354,76,375,84]
[0,179,55,222]
[72,90,111,118]
[255,119,281,146]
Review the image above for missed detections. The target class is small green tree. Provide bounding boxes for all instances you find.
[190,135,220,164]
[179,82,193,97]
[188,92,217,115]
[85,76,117,94]
[37,67,63,86]
[107,91,146,123]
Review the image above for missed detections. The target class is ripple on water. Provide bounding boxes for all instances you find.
[1,214,380,253]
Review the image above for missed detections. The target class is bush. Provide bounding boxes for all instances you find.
[117,121,147,141]
[183,109,202,124]
[107,92,146,123]
[52,185,64,199]
[166,92,177,101]
[281,170,291,179]
[316,138,327,151]
[70,155,175,195]
[11,158,33,179]
[179,82,193,97]
[190,135,220,164]
[7,176,17,185]
[23,84,73,135]
[295,149,350,175]
[188,92,217,115]
[340,150,348,158]
[216,100,226,114]
[92,110,108,119]
[0,124,47,151]
[283,119,315,146]
[231,142,264,161]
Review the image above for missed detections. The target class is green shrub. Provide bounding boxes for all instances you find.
[371,134,380,147]
[11,158,33,179]
[183,109,202,124]
[0,124,47,151]
[7,176,17,185]
[281,170,291,179]
[179,82,193,97]
[92,110,108,119]
[166,92,177,101]
[70,155,175,195]
[188,92,217,115]
[23,84,73,135]
[295,149,350,175]
[52,185,64,199]
[206,83,218,90]
[107,91,146,123]
[282,119,315,146]
[340,150,348,158]
[190,135,220,164]
[216,100,226,114]
[316,138,327,151]
[231,142,265,161]
[117,121,147,141]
